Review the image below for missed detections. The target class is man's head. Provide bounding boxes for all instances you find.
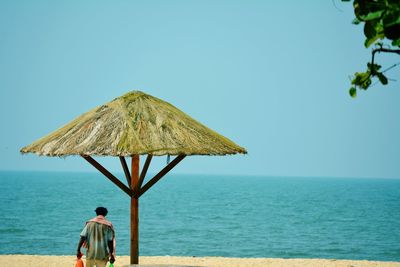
[95,207,108,216]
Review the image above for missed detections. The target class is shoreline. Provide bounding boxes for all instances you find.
[1,255,399,267]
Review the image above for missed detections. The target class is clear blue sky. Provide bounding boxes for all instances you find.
[1,1,399,178]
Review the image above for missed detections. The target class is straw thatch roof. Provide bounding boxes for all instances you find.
[21,91,247,156]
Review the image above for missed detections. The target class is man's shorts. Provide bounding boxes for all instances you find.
[86,259,107,267]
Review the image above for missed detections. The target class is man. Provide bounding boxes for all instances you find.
[77,207,116,267]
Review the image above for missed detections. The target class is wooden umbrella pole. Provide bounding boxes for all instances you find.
[131,155,140,264]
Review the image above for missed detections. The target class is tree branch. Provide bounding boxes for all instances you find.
[372,48,400,69]
[372,48,400,55]
[362,47,400,83]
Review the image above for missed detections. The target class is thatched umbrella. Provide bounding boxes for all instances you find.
[21,91,247,264]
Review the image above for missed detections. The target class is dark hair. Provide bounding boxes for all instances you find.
[95,207,108,216]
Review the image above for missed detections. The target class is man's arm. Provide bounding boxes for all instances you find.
[108,240,115,263]
[77,236,86,258]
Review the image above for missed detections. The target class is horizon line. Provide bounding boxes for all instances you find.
[0,169,399,180]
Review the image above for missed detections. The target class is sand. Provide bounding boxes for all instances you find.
[1,255,399,267]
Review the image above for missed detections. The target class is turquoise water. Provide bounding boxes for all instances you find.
[0,171,399,261]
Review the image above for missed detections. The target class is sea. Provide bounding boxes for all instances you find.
[0,170,399,261]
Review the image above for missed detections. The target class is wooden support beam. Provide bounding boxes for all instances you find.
[131,155,139,265]
[134,154,152,197]
[81,155,132,197]
[139,155,185,197]
[119,156,131,188]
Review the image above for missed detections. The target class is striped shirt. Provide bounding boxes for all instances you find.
[80,221,113,260]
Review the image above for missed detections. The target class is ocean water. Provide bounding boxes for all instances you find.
[0,171,399,261]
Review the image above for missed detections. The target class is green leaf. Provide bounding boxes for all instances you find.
[352,18,361,25]
[359,10,384,21]
[364,35,378,48]
[377,72,388,85]
[361,80,371,89]
[363,19,385,47]
[384,24,400,40]
[352,72,372,90]
[382,9,400,27]
[352,72,368,82]
[364,33,385,48]
[364,21,376,39]
[382,9,400,40]
[349,87,357,98]
[392,38,400,46]
[367,63,381,74]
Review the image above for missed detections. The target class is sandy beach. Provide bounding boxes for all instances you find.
[1,255,399,267]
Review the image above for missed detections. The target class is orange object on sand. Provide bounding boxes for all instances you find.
[76,252,84,267]
[75,258,84,267]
